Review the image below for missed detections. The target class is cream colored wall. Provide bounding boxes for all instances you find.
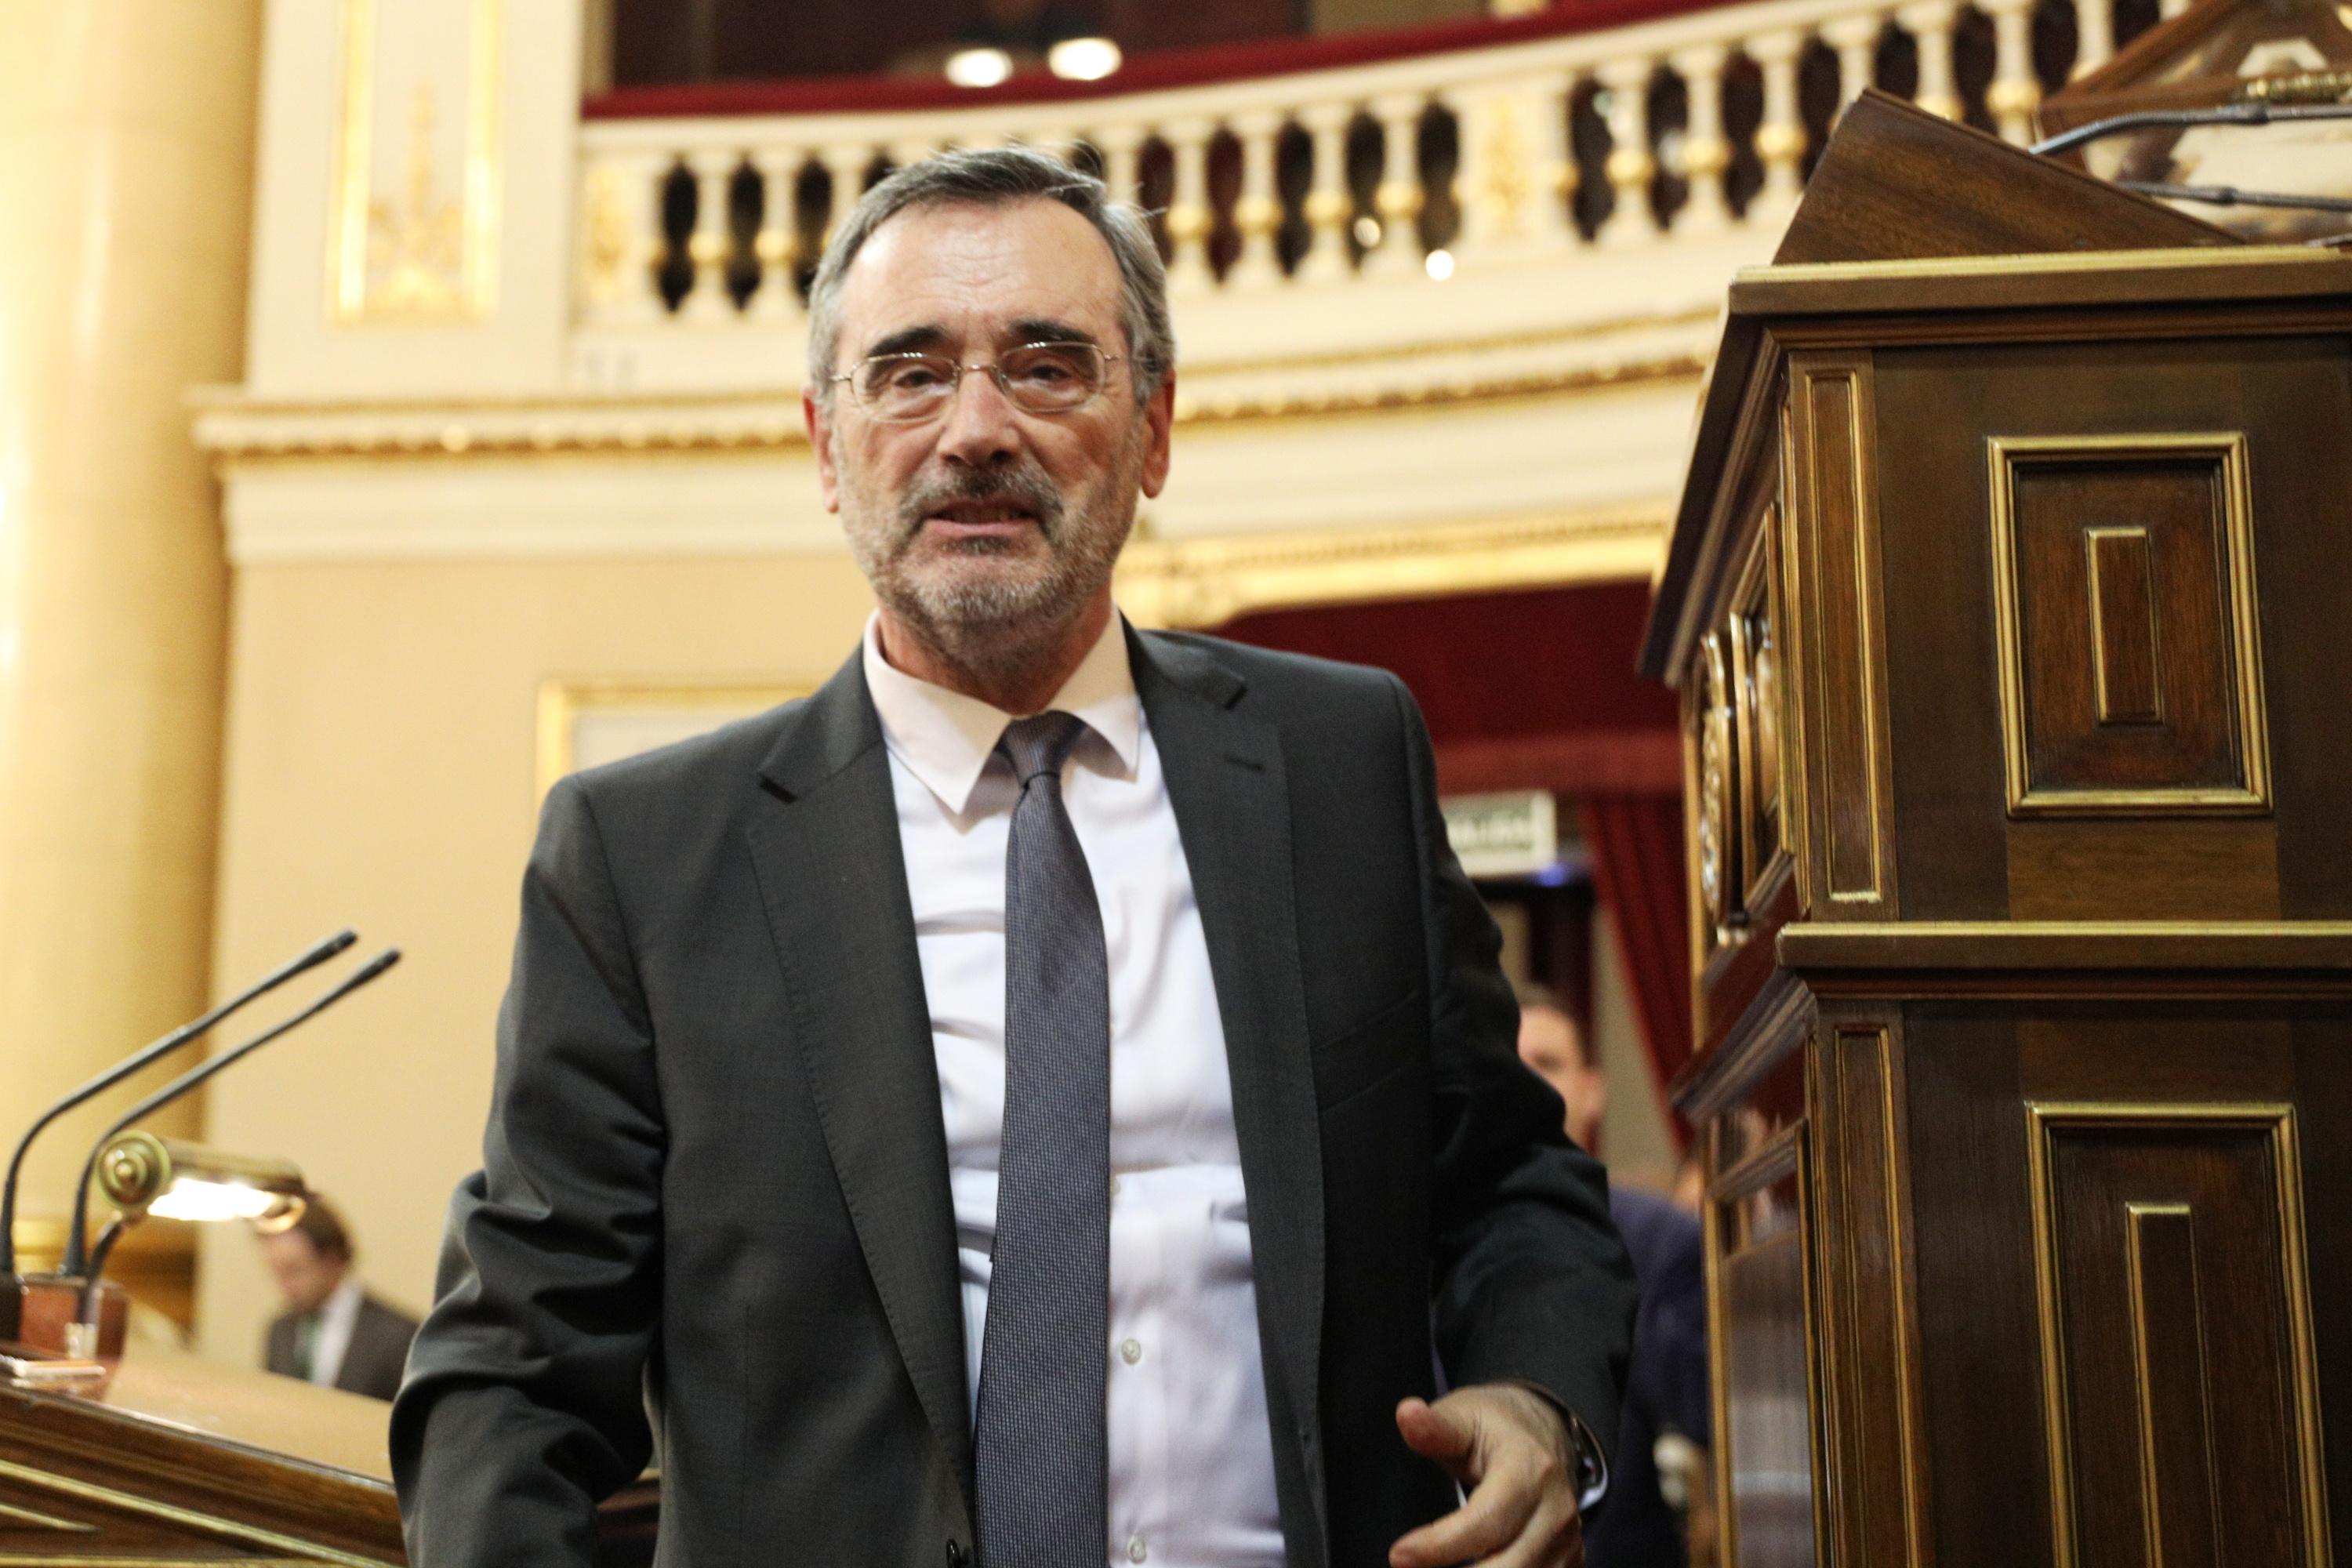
[194,551,875,1364]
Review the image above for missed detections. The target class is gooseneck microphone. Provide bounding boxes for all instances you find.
[0,929,358,1276]
[60,948,401,1279]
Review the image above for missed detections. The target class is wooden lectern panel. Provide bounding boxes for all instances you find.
[1647,89,2352,1568]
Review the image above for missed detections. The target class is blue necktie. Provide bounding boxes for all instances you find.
[975,711,1110,1568]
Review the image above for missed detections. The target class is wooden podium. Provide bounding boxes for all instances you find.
[0,1347,658,1564]
[1643,92,2352,1568]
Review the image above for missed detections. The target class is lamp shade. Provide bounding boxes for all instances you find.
[94,1134,308,1232]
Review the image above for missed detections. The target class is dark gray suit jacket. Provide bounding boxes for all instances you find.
[391,628,1635,1568]
[266,1291,418,1402]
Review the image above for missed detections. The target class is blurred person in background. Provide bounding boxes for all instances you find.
[261,1196,417,1402]
[1517,981,1712,1567]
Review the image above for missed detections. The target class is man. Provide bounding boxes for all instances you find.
[260,1197,418,1402]
[393,148,1635,1568]
[1515,985,1710,1568]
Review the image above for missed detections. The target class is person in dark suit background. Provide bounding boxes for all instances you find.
[260,1196,417,1402]
[394,147,1637,1568]
[1517,982,1711,1567]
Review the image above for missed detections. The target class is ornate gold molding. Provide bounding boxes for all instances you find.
[331,0,503,323]
[199,351,1708,466]
[1114,506,1665,629]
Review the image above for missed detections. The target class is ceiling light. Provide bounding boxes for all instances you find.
[946,47,1014,89]
[1047,37,1123,82]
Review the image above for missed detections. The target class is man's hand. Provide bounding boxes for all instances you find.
[1390,1385,1584,1568]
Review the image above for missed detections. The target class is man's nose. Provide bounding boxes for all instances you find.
[934,365,1022,469]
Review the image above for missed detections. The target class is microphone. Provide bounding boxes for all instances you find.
[61,949,401,1278]
[0,929,357,1276]
[2115,179,2352,216]
[2030,100,2352,158]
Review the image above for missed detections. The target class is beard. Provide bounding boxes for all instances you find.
[838,434,1141,688]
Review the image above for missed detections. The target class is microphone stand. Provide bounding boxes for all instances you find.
[0,931,355,1279]
[61,949,401,1284]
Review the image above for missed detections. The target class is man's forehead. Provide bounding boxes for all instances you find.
[837,198,1124,348]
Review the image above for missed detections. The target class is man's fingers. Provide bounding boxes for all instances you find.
[1387,1459,1536,1568]
[1477,1497,1584,1568]
[1395,1396,1477,1474]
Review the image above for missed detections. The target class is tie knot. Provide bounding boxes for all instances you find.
[997,710,1087,786]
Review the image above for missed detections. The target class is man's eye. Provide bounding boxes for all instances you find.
[887,364,946,390]
[1015,362,1075,385]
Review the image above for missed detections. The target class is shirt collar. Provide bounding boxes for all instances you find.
[862,609,1141,815]
[320,1272,364,1327]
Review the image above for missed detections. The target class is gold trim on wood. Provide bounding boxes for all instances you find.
[1787,351,1899,916]
[1986,432,2272,818]
[2084,526,2163,726]
[1732,512,1794,914]
[331,0,503,323]
[1813,1018,1933,1568]
[0,1460,392,1568]
[2023,1102,2331,1568]
[535,681,804,802]
[1738,242,2338,287]
[2122,1201,2215,1568]
[1704,1119,1825,1568]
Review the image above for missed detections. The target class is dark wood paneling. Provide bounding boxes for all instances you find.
[1811,1014,1929,1568]
[1874,349,2013,920]
[2034,1112,2321,1568]
[1902,1004,2056,1568]
[1714,1137,1820,1568]
[1786,350,1898,919]
[2250,340,2352,920]
[2009,457,2245,794]
[2085,527,2161,725]
[1863,334,2352,922]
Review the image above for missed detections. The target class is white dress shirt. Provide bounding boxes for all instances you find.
[863,612,1286,1568]
[307,1272,366,1389]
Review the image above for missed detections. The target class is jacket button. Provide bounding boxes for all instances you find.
[946,1541,967,1568]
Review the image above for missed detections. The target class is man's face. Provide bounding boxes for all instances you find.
[807,198,1174,645]
[262,1231,346,1316]
[1516,1004,1606,1150]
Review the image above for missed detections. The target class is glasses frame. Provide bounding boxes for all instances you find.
[832,341,1129,424]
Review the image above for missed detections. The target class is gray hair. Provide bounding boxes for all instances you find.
[804,146,1174,412]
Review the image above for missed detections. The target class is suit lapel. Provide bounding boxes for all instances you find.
[1131,629,1327,1499]
[744,652,974,1511]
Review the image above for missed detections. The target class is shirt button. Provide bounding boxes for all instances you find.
[1119,1338,1142,1365]
[1109,1174,1121,1199]
[1126,1537,1148,1563]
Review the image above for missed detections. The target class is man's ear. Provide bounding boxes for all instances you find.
[1138,371,1176,499]
[805,390,841,513]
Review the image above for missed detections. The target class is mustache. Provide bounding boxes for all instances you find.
[896,464,1065,544]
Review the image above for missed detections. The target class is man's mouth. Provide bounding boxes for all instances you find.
[923,499,1040,532]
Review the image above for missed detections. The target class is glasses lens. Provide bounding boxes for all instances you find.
[856,354,958,421]
[998,343,1105,412]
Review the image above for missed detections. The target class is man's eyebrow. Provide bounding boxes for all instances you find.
[862,324,949,361]
[1007,318,1099,348]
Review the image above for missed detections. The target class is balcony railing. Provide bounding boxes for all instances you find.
[573,0,2174,339]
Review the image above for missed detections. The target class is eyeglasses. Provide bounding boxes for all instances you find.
[834,342,1127,424]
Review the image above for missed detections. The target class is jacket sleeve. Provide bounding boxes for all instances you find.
[1388,672,1640,1465]
[390,775,664,1568]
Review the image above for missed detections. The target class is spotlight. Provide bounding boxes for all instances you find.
[1425,248,1456,281]
[945,47,1014,89]
[1047,37,1123,82]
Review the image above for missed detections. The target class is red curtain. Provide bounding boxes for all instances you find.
[1579,795,1693,1152]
